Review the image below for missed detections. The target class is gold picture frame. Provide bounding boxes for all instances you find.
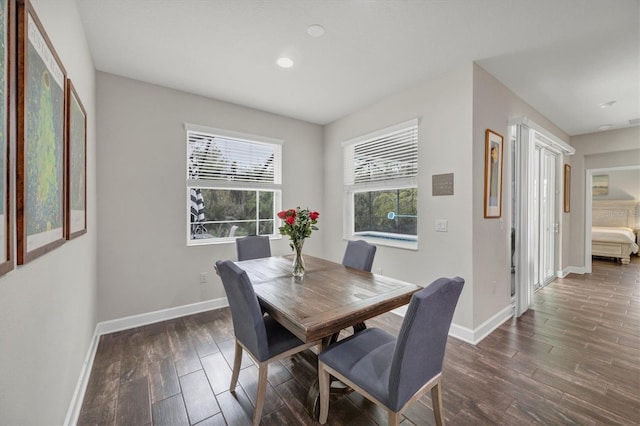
[483,129,503,218]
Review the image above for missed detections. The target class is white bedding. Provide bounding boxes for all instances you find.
[592,226,639,253]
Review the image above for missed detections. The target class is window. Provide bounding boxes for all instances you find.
[343,119,418,249]
[186,123,282,245]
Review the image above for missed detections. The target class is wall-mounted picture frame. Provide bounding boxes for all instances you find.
[483,129,503,218]
[592,174,608,197]
[66,79,86,239]
[16,0,67,264]
[564,164,571,213]
[0,0,14,276]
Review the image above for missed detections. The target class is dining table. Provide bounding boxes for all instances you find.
[234,253,422,418]
[235,254,422,344]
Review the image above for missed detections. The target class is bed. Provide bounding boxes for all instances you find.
[591,200,639,265]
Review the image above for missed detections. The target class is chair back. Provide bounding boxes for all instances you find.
[216,260,269,360]
[342,240,377,272]
[236,235,272,261]
[388,277,464,410]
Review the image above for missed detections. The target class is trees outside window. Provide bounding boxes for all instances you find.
[186,124,281,244]
[344,119,418,248]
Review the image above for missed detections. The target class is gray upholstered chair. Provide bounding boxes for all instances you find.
[236,235,271,261]
[318,276,464,426]
[216,260,319,425]
[342,240,377,333]
[342,240,377,272]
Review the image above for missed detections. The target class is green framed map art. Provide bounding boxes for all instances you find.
[66,79,86,239]
[0,0,13,275]
[16,0,67,264]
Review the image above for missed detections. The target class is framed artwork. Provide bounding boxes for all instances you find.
[16,0,67,264]
[0,0,13,276]
[66,79,86,239]
[563,164,571,213]
[483,129,503,218]
[592,174,608,197]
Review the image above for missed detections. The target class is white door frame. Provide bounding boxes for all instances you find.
[510,117,574,317]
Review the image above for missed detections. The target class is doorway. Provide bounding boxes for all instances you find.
[584,165,640,273]
[510,119,574,317]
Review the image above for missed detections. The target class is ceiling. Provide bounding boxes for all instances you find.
[76,0,639,136]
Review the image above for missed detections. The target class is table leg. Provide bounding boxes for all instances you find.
[306,331,363,420]
[306,378,355,420]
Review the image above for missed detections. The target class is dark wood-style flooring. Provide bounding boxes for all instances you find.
[78,256,640,425]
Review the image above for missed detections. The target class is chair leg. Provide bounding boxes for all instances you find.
[431,380,445,426]
[318,362,331,424]
[230,340,242,392]
[253,362,268,426]
[388,411,400,426]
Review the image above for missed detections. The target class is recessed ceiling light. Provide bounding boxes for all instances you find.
[276,57,294,68]
[307,24,325,37]
[599,124,613,131]
[599,100,616,108]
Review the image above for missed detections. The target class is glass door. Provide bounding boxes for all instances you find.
[533,144,558,290]
[540,149,558,286]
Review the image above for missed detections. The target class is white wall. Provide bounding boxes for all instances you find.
[323,64,476,330]
[0,1,97,424]
[96,72,323,322]
[569,127,640,266]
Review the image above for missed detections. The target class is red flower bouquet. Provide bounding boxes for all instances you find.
[277,207,319,277]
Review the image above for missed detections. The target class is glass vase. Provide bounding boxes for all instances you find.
[291,239,305,278]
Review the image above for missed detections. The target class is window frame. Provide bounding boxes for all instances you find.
[185,123,283,246]
[343,119,419,250]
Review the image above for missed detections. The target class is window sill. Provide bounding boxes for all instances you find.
[349,232,418,251]
[188,235,282,246]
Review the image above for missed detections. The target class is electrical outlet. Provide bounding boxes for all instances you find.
[199,272,208,284]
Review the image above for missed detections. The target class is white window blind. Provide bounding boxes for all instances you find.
[187,124,282,187]
[344,119,418,187]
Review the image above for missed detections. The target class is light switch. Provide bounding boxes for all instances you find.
[435,219,448,232]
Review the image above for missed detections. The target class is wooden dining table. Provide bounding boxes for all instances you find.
[234,254,422,345]
[234,254,422,418]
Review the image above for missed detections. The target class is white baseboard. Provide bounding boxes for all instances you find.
[96,297,229,335]
[390,304,513,346]
[561,266,585,276]
[390,305,408,316]
[63,325,101,426]
[65,297,229,425]
[449,305,513,345]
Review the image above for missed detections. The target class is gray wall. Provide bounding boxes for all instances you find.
[96,72,323,322]
[0,1,97,424]
[569,127,640,266]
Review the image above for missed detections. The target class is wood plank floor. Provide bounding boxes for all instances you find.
[78,256,640,425]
